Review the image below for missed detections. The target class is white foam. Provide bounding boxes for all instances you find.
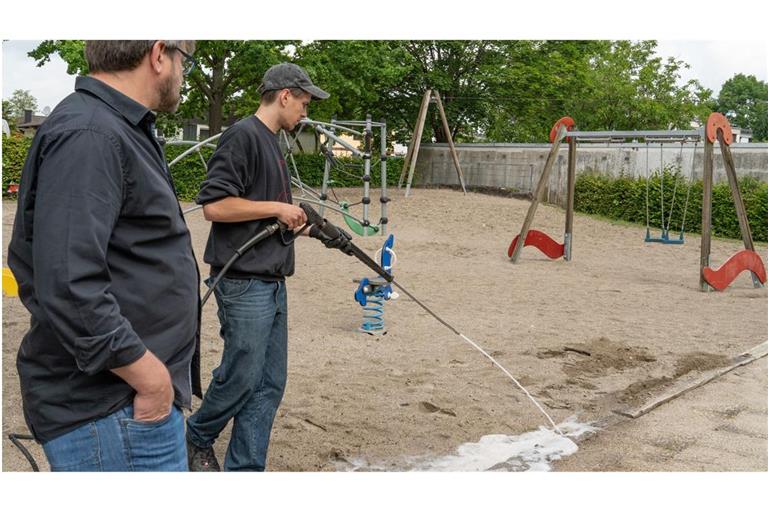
[342,416,599,472]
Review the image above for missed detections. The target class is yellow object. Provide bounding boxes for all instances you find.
[3,267,19,297]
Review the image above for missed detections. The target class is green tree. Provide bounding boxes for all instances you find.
[27,40,716,144]
[298,40,560,144]
[716,73,768,141]
[295,40,413,141]
[28,40,89,75]
[28,40,296,137]
[298,40,713,144]
[481,40,611,142]
[572,41,713,132]
[4,89,39,121]
[752,102,768,142]
[394,40,516,143]
[2,99,16,131]
[179,40,296,135]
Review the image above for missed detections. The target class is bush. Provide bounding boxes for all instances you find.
[2,134,32,194]
[574,171,768,243]
[164,143,215,202]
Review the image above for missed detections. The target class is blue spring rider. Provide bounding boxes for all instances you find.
[354,234,397,335]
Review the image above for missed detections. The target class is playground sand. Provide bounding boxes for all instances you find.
[3,187,767,471]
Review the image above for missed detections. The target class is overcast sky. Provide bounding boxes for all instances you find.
[3,39,766,116]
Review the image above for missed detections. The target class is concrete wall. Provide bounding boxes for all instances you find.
[412,142,768,207]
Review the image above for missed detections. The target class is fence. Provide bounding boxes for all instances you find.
[414,142,768,207]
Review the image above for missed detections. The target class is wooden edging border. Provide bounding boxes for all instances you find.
[614,340,768,419]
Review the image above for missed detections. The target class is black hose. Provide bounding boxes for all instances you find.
[201,221,309,307]
[8,433,39,471]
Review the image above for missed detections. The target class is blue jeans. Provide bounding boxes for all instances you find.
[42,404,186,471]
[186,277,288,471]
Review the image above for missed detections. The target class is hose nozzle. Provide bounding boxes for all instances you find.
[299,202,392,283]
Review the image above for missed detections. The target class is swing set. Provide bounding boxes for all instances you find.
[642,140,696,244]
[508,113,766,292]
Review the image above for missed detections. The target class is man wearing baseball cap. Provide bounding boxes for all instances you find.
[258,62,330,100]
[186,62,329,471]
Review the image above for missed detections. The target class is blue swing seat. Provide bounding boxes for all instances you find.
[645,228,684,245]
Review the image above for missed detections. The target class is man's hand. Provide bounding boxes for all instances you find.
[111,350,174,422]
[276,203,308,230]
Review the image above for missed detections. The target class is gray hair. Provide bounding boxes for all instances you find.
[85,40,194,73]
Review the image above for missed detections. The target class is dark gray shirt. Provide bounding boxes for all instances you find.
[196,115,294,280]
[8,76,201,443]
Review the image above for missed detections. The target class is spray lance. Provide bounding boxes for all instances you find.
[298,202,564,435]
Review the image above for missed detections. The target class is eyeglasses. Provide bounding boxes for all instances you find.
[171,47,197,76]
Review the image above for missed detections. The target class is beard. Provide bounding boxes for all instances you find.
[156,73,181,113]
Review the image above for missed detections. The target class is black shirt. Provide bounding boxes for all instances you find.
[196,115,295,280]
[8,76,201,443]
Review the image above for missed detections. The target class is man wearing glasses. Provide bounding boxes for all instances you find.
[8,40,200,471]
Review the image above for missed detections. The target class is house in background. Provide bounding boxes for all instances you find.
[16,109,48,137]
[731,126,752,143]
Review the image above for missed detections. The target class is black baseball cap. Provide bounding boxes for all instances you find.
[258,62,330,100]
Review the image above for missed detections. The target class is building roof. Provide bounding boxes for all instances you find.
[17,114,48,129]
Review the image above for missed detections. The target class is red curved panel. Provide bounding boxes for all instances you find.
[549,116,575,143]
[706,112,733,145]
[508,229,565,260]
[702,250,766,291]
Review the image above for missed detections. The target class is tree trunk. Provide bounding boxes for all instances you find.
[208,96,223,136]
[207,54,227,135]
[431,109,448,143]
[433,119,446,142]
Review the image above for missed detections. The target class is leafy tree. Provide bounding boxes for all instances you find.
[294,40,414,142]
[4,89,39,121]
[179,40,296,135]
[297,40,566,144]
[393,40,516,143]
[26,39,716,144]
[2,100,16,131]
[752,101,768,142]
[481,40,611,142]
[28,40,89,75]
[28,40,296,137]
[716,73,768,141]
[570,41,713,132]
[299,40,713,144]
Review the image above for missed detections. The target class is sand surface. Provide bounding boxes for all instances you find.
[3,187,767,471]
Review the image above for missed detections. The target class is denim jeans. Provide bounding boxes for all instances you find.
[186,277,288,471]
[42,404,187,471]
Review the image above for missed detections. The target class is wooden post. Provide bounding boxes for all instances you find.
[398,90,430,188]
[402,89,432,197]
[510,126,565,263]
[398,113,421,188]
[433,90,467,194]
[699,137,714,291]
[564,136,577,261]
[718,131,763,288]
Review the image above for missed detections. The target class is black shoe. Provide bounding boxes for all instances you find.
[187,439,220,472]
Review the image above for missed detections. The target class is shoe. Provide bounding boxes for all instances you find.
[187,439,220,471]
